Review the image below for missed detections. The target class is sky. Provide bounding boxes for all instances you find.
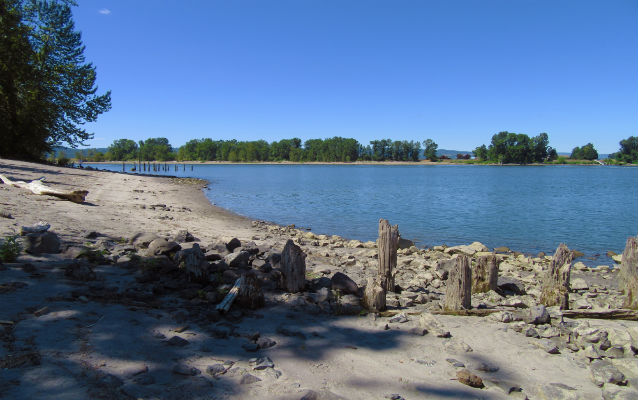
[72,0,637,153]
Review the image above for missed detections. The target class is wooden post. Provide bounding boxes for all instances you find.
[237,272,265,309]
[540,243,572,309]
[363,277,386,312]
[444,255,472,310]
[122,162,125,172]
[280,239,306,292]
[620,236,638,309]
[472,254,499,293]
[378,218,399,292]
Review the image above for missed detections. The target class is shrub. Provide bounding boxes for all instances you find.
[0,235,22,262]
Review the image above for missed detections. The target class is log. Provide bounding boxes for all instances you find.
[559,309,637,321]
[362,277,386,312]
[378,219,399,292]
[216,276,244,313]
[432,309,501,317]
[619,236,638,309]
[0,174,87,203]
[444,255,472,311]
[280,239,306,292]
[472,254,499,294]
[540,243,572,309]
[236,271,264,309]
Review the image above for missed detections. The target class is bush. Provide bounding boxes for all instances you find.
[0,235,22,262]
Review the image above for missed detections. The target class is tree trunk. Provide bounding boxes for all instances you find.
[472,254,499,294]
[444,255,472,311]
[540,243,572,309]
[280,239,306,292]
[362,277,386,312]
[378,219,399,292]
[237,272,264,309]
[619,236,638,310]
[0,174,88,203]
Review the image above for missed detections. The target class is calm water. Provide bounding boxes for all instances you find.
[87,163,638,264]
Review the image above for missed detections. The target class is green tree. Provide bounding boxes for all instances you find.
[139,138,173,161]
[610,136,638,163]
[107,139,138,161]
[423,139,438,161]
[0,0,111,160]
[473,144,488,160]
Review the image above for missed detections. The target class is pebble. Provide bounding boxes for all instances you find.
[166,336,189,346]
[251,356,274,370]
[239,373,262,385]
[446,358,465,368]
[172,363,200,376]
[456,369,484,388]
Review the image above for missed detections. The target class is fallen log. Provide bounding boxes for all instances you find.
[0,174,88,203]
[432,309,502,317]
[216,276,244,313]
[559,309,637,321]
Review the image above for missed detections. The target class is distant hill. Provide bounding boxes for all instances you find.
[436,148,472,158]
[51,146,108,158]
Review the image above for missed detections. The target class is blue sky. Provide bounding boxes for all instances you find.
[73,0,637,153]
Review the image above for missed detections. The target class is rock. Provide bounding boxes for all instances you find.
[131,232,160,248]
[300,390,347,400]
[603,386,638,400]
[525,327,540,338]
[204,251,223,261]
[571,278,589,291]
[167,336,190,346]
[419,313,451,338]
[398,237,415,249]
[24,231,60,254]
[456,369,484,388]
[251,356,274,370]
[389,313,409,323]
[224,251,251,269]
[335,294,362,315]
[257,336,276,349]
[474,362,499,373]
[536,339,560,354]
[147,238,181,256]
[239,373,261,385]
[206,364,227,377]
[590,359,627,386]
[226,238,241,252]
[363,277,386,312]
[173,230,195,243]
[331,272,359,296]
[445,340,473,353]
[242,342,259,352]
[172,363,200,376]
[574,261,588,271]
[446,358,465,368]
[494,246,510,253]
[64,262,96,281]
[525,305,550,325]
[497,276,526,295]
[237,271,265,309]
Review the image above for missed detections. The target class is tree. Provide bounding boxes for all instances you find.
[610,136,638,163]
[473,145,488,160]
[423,139,438,161]
[107,139,138,161]
[139,138,173,161]
[0,0,111,160]
[571,143,598,160]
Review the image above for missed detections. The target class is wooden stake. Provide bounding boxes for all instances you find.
[378,218,399,292]
[472,254,499,293]
[540,243,572,309]
[280,239,306,292]
[444,255,472,311]
[619,236,638,309]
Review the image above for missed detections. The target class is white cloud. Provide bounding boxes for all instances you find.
[98,8,111,15]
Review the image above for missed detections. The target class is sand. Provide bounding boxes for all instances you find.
[0,158,636,400]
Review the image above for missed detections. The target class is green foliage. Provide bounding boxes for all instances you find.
[476,131,556,164]
[139,138,173,161]
[423,139,438,161]
[570,143,598,160]
[0,0,111,160]
[107,139,139,161]
[609,136,638,164]
[0,235,22,262]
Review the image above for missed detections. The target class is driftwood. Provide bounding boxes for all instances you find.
[444,255,472,311]
[472,254,499,294]
[540,243,572,309]
[378,219,399,292]
[216,276,244,313]
[432,309,501,317]
[236,272,264,309]
[0,174,87,203]
[619,236,638,310]
[362,277,386,312]
[280,239,306,292]
[560,309,637,321]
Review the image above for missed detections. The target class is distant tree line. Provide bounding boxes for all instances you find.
[570,143,598,160]
[472,132,557,164]
[608,136,638,164]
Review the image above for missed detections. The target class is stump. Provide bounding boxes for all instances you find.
[280,239,306,292]
[619,236,638,310]
[540,243,572,309]
[472,254,499,294]
[444,255,472,311]
[237,272,264,309]
[362,277,386,312]
[378,219,399,292]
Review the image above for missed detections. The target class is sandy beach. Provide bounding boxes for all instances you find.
[1,158,636,400]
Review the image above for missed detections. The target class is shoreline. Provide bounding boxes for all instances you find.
[1,158,636,399]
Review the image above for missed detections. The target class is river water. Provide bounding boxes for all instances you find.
[86,163,638,264]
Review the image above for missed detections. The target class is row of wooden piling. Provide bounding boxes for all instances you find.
[121,162,194,173]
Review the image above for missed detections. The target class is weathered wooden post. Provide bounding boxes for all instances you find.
[363,277,386,312]
[122,162,125,172]
[540,243,572,309]
[378,218,399,292]
[237,271,265,309]
[472,254,499,293]
[444,255,472,310]
[280,239,306,292]
[620,236,638,309]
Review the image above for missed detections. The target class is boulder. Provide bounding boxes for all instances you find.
[590,360,626,387]
[226,238,241,252]
[173,230,195,243]
[224,251,251,269]
[445,242,489,256]
[398,237,415,250]
[65,261,96,281]
[147,238,181,256]
[24,231,60,254]
[456,369,484,388]
[331,272,359,296]
[130,232,160,249]
[335,294,362,315]
[525,305,550,325]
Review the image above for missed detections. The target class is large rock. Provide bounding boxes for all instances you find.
[24,231,60,254]
[331,272,359,296]
[173,230,195,243]
[445,242,489,256]
[130,232,160,249]
[335,294,362,315]
[146,238,181,256]
[590,360,626,387]
[224,251,251,269]
[525,305,550,325]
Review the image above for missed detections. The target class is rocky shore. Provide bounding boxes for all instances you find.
[1,158,636,400]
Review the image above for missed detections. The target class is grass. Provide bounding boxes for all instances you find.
[0,235,21,262]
